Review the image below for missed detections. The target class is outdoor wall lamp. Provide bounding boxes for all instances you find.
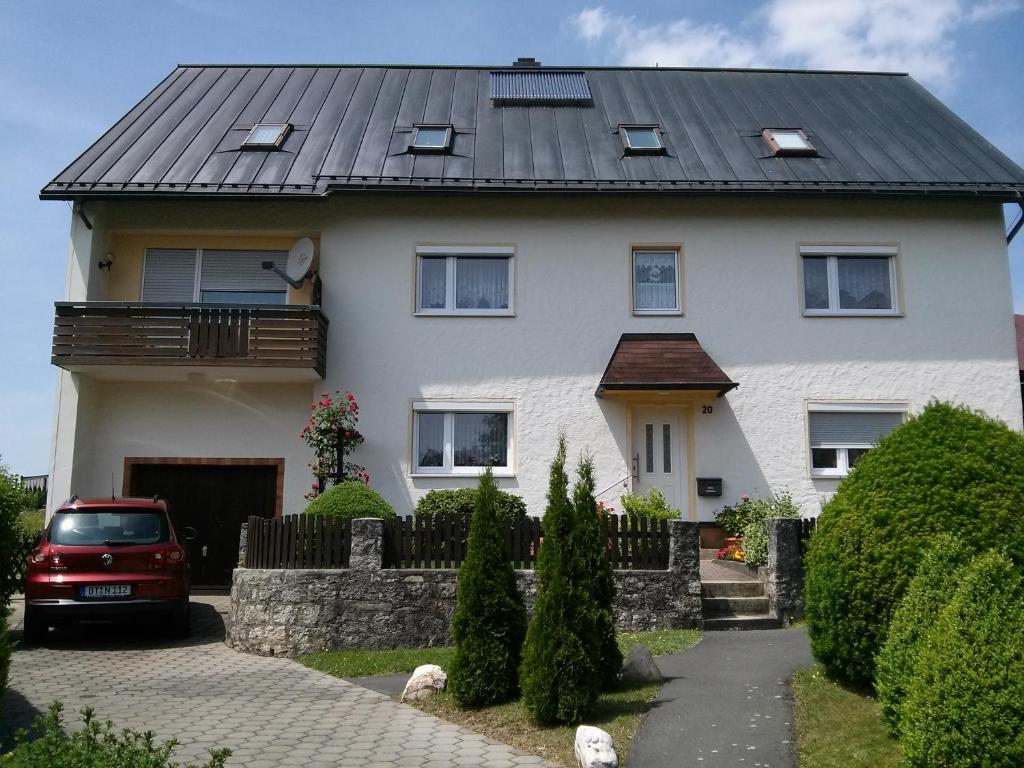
[97,254,113,271]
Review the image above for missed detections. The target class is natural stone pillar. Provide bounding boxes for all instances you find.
[349,518,384,570]
[767,518,804,623]
[667,520,700,574]
[237,522,248,567]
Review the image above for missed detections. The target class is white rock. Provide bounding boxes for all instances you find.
[400,664,447,701]
[575,725,618,768]
[620,644,664,684]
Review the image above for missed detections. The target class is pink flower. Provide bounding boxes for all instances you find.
[344,431,351,438]
[741,495,750,502]
[346,392,355,401]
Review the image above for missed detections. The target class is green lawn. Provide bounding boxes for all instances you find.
[792,666,901,768]
[18,509,44,535]
[299,628,701,768]
[299,627,701,679]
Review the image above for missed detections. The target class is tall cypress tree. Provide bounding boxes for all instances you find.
[573,454,622,688]
[449,467,527,706]
[520,434,600,724]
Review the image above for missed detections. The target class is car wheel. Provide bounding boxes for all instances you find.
[22,605,48,646]
[170,599,191,639]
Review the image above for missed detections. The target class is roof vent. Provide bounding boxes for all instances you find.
[490,70,591,105]
[512,57,541,68]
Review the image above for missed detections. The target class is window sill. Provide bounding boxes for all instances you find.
[810,472,847,479]
[414,310,515,318]
[802,310,903,318]
[632,309,683,317]
[411,470,515,478]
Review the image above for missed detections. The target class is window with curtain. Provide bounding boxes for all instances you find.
[800,247,898,315]
[415,247,513,314]
[632,249,680,314]
[808,405,906,477]
[412,402,513,475]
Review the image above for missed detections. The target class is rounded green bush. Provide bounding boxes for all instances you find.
[875,534,973,734]
[449,469,527,707]
[415,487,527,527]
[805,402,1024,684]
[900,551,1024,768]
[303,481,395,520]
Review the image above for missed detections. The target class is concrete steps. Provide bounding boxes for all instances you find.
[701,564,780,630]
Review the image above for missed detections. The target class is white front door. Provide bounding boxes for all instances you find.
[631,407,687,514]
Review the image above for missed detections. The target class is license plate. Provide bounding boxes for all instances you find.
[81,585,132,599]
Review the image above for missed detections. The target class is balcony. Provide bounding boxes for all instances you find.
[52,302,327,380]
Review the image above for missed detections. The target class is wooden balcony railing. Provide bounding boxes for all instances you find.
[52,302,328,377]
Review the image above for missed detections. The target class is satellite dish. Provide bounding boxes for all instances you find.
[286,237,315,283]
[262,237,315,288]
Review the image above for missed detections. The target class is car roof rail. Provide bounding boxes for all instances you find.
[152,494,160,502]
[68,494,77,503]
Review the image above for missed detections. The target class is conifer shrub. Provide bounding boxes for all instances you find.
[303,481,395,520]
[449,468,528,707]
[573,455,622,689]
[875,534,972,734]
[804,402,1024,684]
[900,551,1024,768]
[519,434,600,724]
[415,487,527,527]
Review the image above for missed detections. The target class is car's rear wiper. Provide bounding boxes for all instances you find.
[104,540,143,546]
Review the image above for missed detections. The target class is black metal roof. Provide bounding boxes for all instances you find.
[41,64,1024,200]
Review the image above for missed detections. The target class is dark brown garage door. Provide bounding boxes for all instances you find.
[128,462,279,587]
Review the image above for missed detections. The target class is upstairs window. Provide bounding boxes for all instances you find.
[632,248,681,315]
[763,128,816,157]
[416,246,514,315]
[142,249,288,305]
[411,125,453,152]
[241,123,291,150]
[800,245,899,316]
[413,401,514,476]
[808,403,906,477]
[621,125,664,154]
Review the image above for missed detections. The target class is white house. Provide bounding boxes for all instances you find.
[43,60,1024,585]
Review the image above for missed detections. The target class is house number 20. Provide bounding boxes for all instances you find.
[702,405,713,414]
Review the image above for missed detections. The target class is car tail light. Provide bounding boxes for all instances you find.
[150,546,185,566]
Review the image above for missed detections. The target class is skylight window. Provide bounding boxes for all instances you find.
[621,125,664,154]
[241,123,291,150]
[762,129,816,157]
[411,125,453,152]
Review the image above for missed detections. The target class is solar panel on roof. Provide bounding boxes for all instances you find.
[489,71,591,105]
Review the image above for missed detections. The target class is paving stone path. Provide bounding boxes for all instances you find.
[2,596,551,768]
[627,626,813,768]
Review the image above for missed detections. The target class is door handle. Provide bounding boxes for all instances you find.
[632,453,640,478]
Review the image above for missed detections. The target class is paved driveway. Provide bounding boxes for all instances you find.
[2,596,550,768]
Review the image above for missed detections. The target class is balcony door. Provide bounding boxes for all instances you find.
[631,407,687,514]
[142,249,287,304]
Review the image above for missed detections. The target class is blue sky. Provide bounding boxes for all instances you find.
[1,0,1022,475]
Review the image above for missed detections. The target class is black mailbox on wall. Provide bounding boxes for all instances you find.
[697,477,723,497]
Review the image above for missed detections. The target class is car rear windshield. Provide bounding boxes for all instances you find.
[49,509,169,546]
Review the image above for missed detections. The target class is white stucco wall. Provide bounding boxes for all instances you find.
[50,195,1022,520]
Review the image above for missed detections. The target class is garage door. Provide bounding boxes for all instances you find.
[128,463,278,587]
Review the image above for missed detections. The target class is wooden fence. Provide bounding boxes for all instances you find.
[382,513,670,571]
[243,514,350,569]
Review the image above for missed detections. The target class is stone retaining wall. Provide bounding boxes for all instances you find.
[227,518,702,657]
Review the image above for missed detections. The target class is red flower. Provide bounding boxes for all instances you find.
[346,392,355,401]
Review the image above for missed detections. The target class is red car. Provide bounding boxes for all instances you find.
[24,496,193,643]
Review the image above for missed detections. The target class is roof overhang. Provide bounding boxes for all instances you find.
[596,333,738,400]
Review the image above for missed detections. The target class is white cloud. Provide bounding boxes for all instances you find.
[568,0,1021,89]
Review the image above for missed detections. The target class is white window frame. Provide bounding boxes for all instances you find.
[415,245,515,316]
[631,248,682,315]
[411,400,515,477]
[807,402,908,478]
[799,245,900,317]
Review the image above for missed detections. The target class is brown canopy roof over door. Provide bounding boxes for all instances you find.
[596,333,737,398]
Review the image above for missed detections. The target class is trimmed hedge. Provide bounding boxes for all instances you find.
[900,551,1024,768]
[303,481,395,520]
[449,468,528,706]
[805,402,1024,684]
[415,487,527,527]
[875,534,973,735]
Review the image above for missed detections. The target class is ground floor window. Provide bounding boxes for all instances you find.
[808,402,907,477]
[412,401,513,475]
